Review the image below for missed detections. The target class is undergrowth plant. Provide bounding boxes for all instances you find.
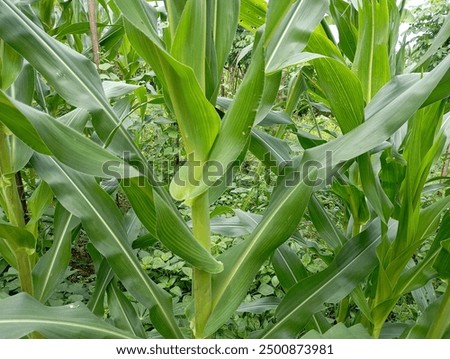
[0,0,449,339]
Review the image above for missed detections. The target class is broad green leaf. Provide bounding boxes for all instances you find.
[25,180,53,237]
[164,0,188,37]
[32,205,80,303]
[0,0,144,157]
[273,243,308,290]
[312,58,364,134]
[254,72,282,125]
[405,293,450,339]
[250,128,292,173]
[261,220,395,338]
[8,61,34,105]
[58,109,90,133]
[0,0,104,111]
[297,131,327,149]
[329,0,358,61]
[306,53,450,183]
[308,195,346,250]
[209,0,239,100]
[0,293,134,339]
[87,259,114,316]
[0,92,138,178]
[353,0,391,101]
[0,93,50,156]
[122,177,223,273]
[107,280,146,338]
[54,22,107,39]
[116,0,221,165]
[265,0,329,73]
[171,0,206,90]
[32,155,183,339]
[102,81,140,99]
[0,40,22,91]
[0,222,35,254]
[170,33,266,201]
[237,297,281,314]
[357,153,394,224]
[204,169,317,336]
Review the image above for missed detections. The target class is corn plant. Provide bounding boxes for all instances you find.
[0,0,449,339]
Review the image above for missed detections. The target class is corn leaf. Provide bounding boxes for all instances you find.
[0,293,134,339]
[204,169,317,336]
[265,0,329,73]
[0,91,138,178]
[107,280,147,338]
[261,221,396,338]
[31,155,183,339]
[353,0,391,101]
[239,0,267,32]
[32,205,80,303]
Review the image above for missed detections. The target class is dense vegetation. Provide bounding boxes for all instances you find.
[0,0,449,339]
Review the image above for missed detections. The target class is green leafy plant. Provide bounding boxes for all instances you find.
[0,0,449,339]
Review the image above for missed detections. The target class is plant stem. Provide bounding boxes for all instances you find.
[426,282,450,338]
[16,249,34,295]
[191,191,211,338]
[337,296,350,323]
[0,125,34,295]
[0,126,26,228]
[88,0,100,69]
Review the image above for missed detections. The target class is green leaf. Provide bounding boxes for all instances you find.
[405,292,450,339]
[209,0,239,100]
[0,293,134,338]
[265,0,329,73]
[32,155,183,339]
[25,180,53,237]
[116,0,221,166]
[261,220,395,338]
[122,177,223,273]
[329,0,358,61]
[0,91,138,178]
[0,222,35,254]
[0,0,143,157]
[273,243,308,290]
[353,0,391,101]
[32,204,80,303]
[250,128,292,172]
[312,57,364,134]
[306,52,450,184]
[204,169,317,336]
[0,40,22,91]
[237,297,281,314]
[308,195,346,250]
[239,0,267,32]
[107,280,146,338]
[8,61,34,105]
[87,259,114,316]
[170,33,266,202]
[170,0,206,90]
[0,1,104,111]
